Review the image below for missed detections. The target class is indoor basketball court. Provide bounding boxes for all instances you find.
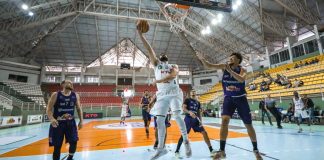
[1,0,324,160]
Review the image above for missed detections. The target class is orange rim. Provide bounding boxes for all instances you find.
[174,4,190,10]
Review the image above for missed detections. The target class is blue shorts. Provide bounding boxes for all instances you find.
[49,119,79,146]
[222,96,252,124]
[154,115,171,128]
[142,108,152,126]
[184,116,205,133]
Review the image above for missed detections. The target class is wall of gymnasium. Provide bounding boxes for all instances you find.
[192,70,222,86]
[0,60,41,84]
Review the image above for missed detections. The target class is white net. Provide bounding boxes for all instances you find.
[161,3,189,34]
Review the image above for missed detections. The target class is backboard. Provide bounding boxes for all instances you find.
[155,0,232,12]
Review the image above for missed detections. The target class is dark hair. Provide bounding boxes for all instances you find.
[144,90,148,92]
[230,52,243,64]
[159,54,168,62]
[60,80,65,85]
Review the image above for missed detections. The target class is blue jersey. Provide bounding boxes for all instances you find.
[184,98,201,117]
[222,66,246,97]
[53,91,77,120]
[142,96,150,105]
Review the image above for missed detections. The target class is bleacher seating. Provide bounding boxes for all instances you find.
[198,54,324,103]
[43,83,191,106]
[0,82,33,102]
[2,82,46,106]
[44,84,116,93]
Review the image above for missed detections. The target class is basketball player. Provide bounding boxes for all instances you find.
[174,89,216,157]
[292,91,311,133]
[141,90,151,137]
[137,21,192,160]
[120,100,129,126]
[196,52,263,160]
[46,80,83,160]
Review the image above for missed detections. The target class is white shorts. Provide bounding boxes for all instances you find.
[294,109,309,119]
[121,111,127,117]
[150,87,183,116]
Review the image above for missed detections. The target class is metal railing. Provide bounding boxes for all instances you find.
[0,91,45,111]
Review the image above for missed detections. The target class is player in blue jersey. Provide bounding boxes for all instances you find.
[46,80,83,160]
[174,89,216,157]
[140,90,152,137]
[197,52,263,160]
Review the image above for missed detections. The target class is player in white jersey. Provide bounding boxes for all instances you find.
[120,100,129,126]
[292,91,311,133]
[138,20,192,160]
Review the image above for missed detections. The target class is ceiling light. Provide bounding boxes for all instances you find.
[201,29,206,35]
[233,4,238,10]
[217,13,223,20]
[21,4,28,10]
[236,0,242,6]
[28,11,34,16]
[205,26,211,34]
[211,18,219,25]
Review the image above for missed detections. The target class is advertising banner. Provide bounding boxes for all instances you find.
[0,116,23,127]
[83,112,103,119]
[27,115,43,124]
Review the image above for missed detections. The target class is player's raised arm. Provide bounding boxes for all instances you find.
[196,52,226,70]
[137,20,159,66]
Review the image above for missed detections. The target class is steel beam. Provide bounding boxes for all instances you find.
[273,0,320,25]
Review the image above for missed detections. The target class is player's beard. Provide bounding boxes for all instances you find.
[65,86,73,91]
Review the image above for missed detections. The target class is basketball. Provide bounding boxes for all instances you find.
[136,20,149,33]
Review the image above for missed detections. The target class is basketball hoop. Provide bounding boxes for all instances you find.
[161,3,190,34]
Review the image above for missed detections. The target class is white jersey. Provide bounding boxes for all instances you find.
[293,97,304,110]
[154,62,179,91]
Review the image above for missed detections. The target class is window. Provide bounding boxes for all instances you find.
[321,37,324,51]
[279,50,290,62]
[67,67,81,73]
[8,74,28,82]
[87,77,99,83]
[74,76,80,83]
[46,76,56,82]
[292,44,304,58]
[304,40,318,54]
[45,66,62,72]
[200,79,212,85]
[87,39,149,68]
[179,71,190,76]
[270,53,279,65]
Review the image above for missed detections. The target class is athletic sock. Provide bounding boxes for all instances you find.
[67,155,73,160]
[220,140,226,151]
[252,141,258,151]
[209,146,213,152]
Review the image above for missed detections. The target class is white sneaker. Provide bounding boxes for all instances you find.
[174,152,180,158]
[210,150,218,157]
[150,148,168,160]
[184,140,192,158]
